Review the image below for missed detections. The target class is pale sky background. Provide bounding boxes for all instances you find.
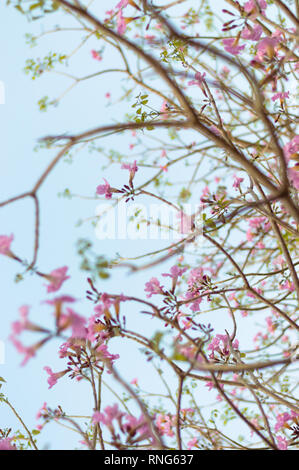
[0,0,287,449]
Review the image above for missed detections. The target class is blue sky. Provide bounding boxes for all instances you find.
[0,2,195,449]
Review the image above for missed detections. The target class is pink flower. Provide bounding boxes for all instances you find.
[91,50,102,61]
[288,167,299,189]
[92,411,102,424]
[223,38,245,55]
[11,305,30,335]
[36,402,48,420]
[96,343,120,365]
[130,377,138,385]
[284,135,299,161]
[232,175,244,189]
[117,9,126,35]
[205,381,214,391]
[156,414,176,437]
[44,366,68,389]
[160,100,170,120]
[162,265,187,279]
[96,178,113,199]
[188,71,206,87]
[159,164,168,172]
[256,34,281,61]
[266,316,275,334]
[44,266,70,293]
[277,435,288,450]
[0,438,16,450]
[272,91,290,102]
[241,24,263,41]
[97,404,124,426]
[0,234,14,255]
[116,0,129,8]
[207,334,239,359]
[187,437,198,449]
[64,308,87,338]
[244,0,267,19]
[121,160,138,183]
[10,336,38,366]
[144,277,163,297]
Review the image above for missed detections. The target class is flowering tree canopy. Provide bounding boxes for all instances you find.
[1,0,299,451]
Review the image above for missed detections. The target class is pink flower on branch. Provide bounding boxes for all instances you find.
[241,24,262,41]
[144,277,164,297]
[244,0,267,19]
[44,366,68,389]
[96,178,113,199]
[272,92,290,102]
[223,38,245,55]
[91,50,102,61]
[0,438,16,450]
[44,266,70,293]
[0,234,14,256]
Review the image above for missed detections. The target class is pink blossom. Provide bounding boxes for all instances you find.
[223,38,245,55]
[288,168,299,189]
[256,33,282,61]
[244,0,267,19]
[36,402,48,420]
[96,343,120,365]
[266,316,275,334]
[205,381,214,391]
[277,435,288,450]
[0,234,14,255]
[159,164,168,172]
[91,50,102,61]
[97,404,124,427]
[279,280,295,292]
[11,305,30,335]
[0,438,16,450]
[121,160,138,182]
[160,100,170,120]
[96,178,113,199]
[144,277,163,297]
[10,336,37,366]
[207,334,239,359]
[44,266,70,293]
[117,9,126,35]
[272,91,290,102]
[232,174,244,189]
[284,135,299,161]
[162,265,187,279]
[64,308,87,338]
[92,411,102,424]
[187,437,198,449]
[116,0,129,9]
[188,71,206,87]
[156,414,176,437]
[44,366,67,389]
[241,24,263,41]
